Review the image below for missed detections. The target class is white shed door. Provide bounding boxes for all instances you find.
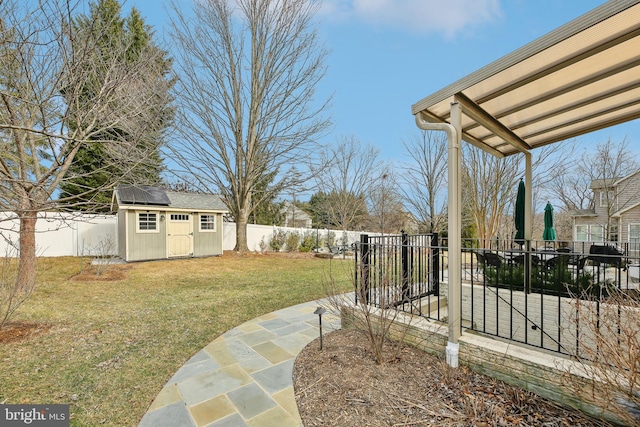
[167,213,193,257]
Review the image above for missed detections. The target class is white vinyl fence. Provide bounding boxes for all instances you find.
[0,212,366,257]
[0,212,117,257]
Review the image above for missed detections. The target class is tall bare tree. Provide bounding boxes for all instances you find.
[311,135,383,231]
[462,142,573,243]
[401,131,448,233]
[366,171,406,234]
[0,0,171,290]
[168,0,331,252]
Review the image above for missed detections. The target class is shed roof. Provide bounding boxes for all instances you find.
[411,0,640,157]
[114,185,227,212]
[165,191,227,211]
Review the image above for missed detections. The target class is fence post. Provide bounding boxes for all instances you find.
[359,234,370,304]
[401,231,409,302]
[431,233,439,295]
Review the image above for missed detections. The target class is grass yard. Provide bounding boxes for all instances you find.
[0,252,353,426]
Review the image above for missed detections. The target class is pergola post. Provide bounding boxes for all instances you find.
[446,101,462,368]
[414,101,462,368]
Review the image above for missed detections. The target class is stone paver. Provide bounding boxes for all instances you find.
[139,299,341,427]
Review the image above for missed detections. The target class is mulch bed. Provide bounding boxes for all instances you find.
[293,329,610,427]
[70,264,131,281]
[0,322,51,344]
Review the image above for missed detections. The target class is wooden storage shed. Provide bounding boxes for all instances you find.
[112,185,228,262]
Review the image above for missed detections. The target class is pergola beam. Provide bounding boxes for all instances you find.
[454,92,531,155]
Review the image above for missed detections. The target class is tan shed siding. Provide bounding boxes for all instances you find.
[117,210,127,260]
[126,210,166,261]
[193,212,223,257]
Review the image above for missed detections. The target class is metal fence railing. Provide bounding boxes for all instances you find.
[356,235,640,358]
[354,233,441,318]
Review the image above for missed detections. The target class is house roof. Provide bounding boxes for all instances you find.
[411,0,640,157]
[613,200,640,217]
[114,185,227,212]
[590,178,619,189]
[569,208,597,218]
[590,170,640,189]
[282,201,312,221]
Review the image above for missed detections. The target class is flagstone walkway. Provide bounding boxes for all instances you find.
[138,299,341,427]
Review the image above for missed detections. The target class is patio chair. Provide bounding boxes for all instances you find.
[475,250,503,271]
[512,254,541,267]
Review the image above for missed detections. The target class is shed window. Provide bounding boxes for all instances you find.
[200,214,216,232]
[170,214,190,221]
[137,212,158,233]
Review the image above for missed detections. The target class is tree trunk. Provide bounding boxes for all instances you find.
[235,221,249,252]
[17,214,37,291]
[234,207,250,252]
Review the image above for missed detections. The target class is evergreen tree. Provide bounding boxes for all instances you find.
[58,0,173,211]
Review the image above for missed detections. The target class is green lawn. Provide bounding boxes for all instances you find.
[0,253,353,426]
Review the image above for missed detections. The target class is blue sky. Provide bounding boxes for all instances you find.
[126,0,640,163]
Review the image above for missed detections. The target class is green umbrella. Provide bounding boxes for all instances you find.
[543,202,557,241]
[514,180,525,245]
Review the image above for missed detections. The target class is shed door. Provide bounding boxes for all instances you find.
[167,213,193,257]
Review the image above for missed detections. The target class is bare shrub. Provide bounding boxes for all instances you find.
[323,254,433,365]
[561,287,640,425]
[90,235,117,276]
[0,245,37,329]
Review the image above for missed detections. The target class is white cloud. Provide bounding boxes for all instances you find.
[319,0,502,38]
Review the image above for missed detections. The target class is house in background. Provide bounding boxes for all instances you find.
[570,170,640,254]
[281,201,312,228]
[112,185,228,262]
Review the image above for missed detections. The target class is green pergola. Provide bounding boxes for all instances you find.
[411,0,640,367]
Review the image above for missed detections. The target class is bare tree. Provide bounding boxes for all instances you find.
[366,171,407,234]
[462,142,573,243]
[311,135,383,231]
[0,0,170,292]
[167,0,331,252]
[401,131,448,233]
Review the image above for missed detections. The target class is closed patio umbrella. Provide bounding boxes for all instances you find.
[543,202,557,241]
[514,180,525,246]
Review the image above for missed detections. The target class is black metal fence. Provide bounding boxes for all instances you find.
[459,238,639,357]
[356,235,640,358]
[354,232,440,316]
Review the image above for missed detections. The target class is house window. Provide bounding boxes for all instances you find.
[575,224,604,242]
[630,224,640,254]
[576,225,589,242]
[137,212,158,233]
[599,190,614,208]
[591,225,604,242]
[200,214,216,232]
[607,224,618,242]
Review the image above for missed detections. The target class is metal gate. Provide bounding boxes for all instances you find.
[355,232,439,308]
